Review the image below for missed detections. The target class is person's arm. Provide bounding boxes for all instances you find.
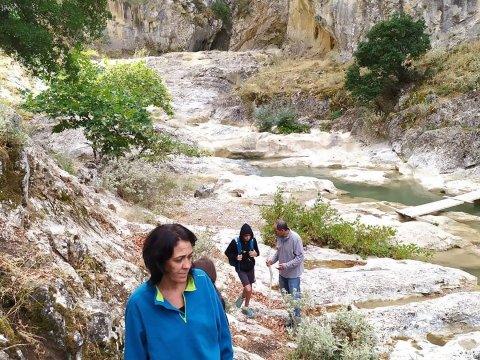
[253,238,260,256]
[217,296,233,360]
[124,299,148,360]
[284,236,304,269]
[224,239,238,262]
[267,240,279,266]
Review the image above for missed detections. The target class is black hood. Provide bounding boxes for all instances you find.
[239,223,254,239]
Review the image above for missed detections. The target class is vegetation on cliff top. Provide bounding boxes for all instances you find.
[0,0,111,78]
[237,17,477,126]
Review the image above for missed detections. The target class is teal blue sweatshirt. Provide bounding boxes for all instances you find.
[124,268,233,359]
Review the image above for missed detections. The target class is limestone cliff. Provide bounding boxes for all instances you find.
[305,0,480,55]
[103,0,227,54]
[104,0,479,55]
[240,0,479,54]
[230,0,289,50]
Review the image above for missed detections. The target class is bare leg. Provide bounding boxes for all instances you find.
[243,284,252,307]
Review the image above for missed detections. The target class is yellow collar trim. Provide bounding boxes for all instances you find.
[155,275,196,302]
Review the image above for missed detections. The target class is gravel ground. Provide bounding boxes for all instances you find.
[165,193,265,229]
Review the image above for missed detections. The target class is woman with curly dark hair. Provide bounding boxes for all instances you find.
[125,223,233,359]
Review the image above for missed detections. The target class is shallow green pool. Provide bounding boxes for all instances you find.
[256,166,480,216]
[256,165,480,282]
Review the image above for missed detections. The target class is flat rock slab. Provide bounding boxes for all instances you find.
[301,257,477,307]
[365,292,480,358]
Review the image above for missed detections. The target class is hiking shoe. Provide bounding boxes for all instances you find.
[242,307,254,319]
[235,294,244,308]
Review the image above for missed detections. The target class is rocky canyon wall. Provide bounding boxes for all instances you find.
[306,0,480,55]
[103,0,479,55]
[102,0,225,54]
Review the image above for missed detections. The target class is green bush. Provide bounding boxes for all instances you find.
[344,13,430,104]
[261,190,428,259]
[0,0,111,78]
[210,0,232,29]
[253,103,310,134]
[292,307,378,360]
[25,52,199,160]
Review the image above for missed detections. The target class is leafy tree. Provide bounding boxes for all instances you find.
[345,13,430,104]
[25,52,197,160]
[0,0,110,78]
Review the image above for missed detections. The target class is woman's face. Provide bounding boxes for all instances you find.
[164,239,193,284]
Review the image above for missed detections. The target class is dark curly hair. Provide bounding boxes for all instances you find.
[142,223,197,284]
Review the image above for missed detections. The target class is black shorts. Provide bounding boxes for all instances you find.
[236,268,256,286]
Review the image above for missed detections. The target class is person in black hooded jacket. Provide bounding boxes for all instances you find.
[224,223,260,318]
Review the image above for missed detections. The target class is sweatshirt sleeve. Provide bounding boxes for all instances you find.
[224,239,238,262]
[124,297,148,360]
[269,239,279,264]
[253,238,260,256]
[285,235,304,269]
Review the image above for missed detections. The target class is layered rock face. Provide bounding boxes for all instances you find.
[105,0,479,55]
[385,91,480,175]
[103,0,225,54]
[230,0,289,50]
[308,0,480,54]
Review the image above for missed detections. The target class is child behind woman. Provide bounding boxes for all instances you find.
[193,257,226,311]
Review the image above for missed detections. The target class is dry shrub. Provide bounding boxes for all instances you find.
[100,157,176,212]
[417,40,480,97]
[237,57,348,105]
[0,253,56,355]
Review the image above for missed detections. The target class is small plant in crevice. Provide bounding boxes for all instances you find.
[253,102,310,134]
[51,152,77,176]
[210,0,232,30]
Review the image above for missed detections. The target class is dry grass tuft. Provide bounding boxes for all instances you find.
[0,252,57,355]
[237,56,349,103]
[416,40,480,97]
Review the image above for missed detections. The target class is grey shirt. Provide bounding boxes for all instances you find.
[269,229,304,278]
